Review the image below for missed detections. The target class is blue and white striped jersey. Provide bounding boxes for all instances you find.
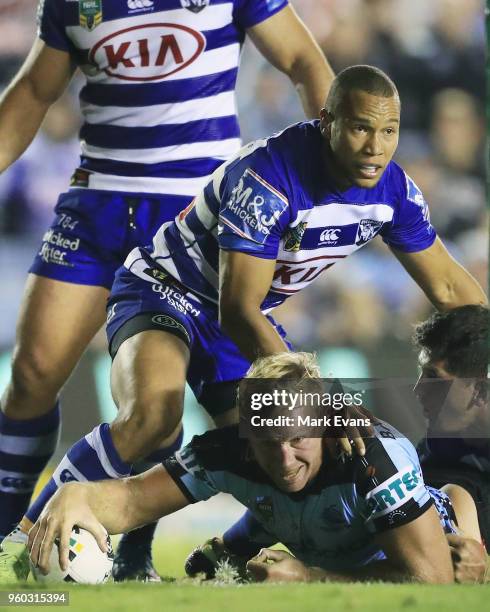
[125,121,436,311]
[164,421,436,570]
[37,0,288,195]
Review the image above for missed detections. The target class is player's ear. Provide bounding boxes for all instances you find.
[319,108,333,140]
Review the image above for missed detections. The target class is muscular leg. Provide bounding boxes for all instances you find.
[24,329,189,527]
[0,275,108,537]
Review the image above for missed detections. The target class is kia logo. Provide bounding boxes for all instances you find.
[89,23,206,81]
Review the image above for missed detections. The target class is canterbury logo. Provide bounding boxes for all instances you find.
[128,0,153,9]
[319,228,341,242]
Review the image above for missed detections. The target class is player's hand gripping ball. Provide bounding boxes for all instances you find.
[31,526,114,584]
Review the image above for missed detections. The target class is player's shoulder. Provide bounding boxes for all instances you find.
[384,161,425,204]
[186,425,248,471]
[353,420,421,496]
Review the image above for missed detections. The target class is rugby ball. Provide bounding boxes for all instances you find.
[31,526,114,584]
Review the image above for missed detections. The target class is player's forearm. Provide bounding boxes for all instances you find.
[287,51,334,119]
[71,480,144,535]
[0,77,52,172]
[220,307,288,361]
[429,264,487,311]
[307,559,454,584]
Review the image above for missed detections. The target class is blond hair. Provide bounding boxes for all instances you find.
[245,351,321,381]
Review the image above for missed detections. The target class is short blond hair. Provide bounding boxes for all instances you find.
[245,351,321,381]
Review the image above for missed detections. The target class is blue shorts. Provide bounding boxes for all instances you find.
[29,189,192,289]
[106,266,291,410]
[427,486,457,534]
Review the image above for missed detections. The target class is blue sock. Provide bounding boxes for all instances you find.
[26,423,131,524]
[223,510,275,558]
[0,403,60,539]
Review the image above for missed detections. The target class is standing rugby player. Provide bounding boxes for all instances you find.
[0,0,333,579]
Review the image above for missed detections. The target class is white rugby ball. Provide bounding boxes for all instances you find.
[31,526,114,584]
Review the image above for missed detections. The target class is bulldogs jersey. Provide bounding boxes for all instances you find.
[37,0,288,194]
[125,121,436,311]
[164,421,444,570]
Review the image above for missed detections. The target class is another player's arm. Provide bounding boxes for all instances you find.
[391,237,487,310]
[0,39,75,172]
[219,250,289,360]
[247,4,334,118]
[28,466,189,574]
[248,505,454,583]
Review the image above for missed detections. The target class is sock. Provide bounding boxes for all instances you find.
[117,428,184,555]
[25,423,131,525]
[0,403,60,539]
[223,510,275,558]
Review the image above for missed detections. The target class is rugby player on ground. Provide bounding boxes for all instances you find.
[27,352,484,584]
[0,0,333,580]
[0,65,486,581]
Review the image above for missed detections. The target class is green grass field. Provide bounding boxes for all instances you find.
[4,538,489,611]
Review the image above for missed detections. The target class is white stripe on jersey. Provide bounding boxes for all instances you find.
[74,172,210,196]
[81,138,242,164]
[162,44,240,82]
[66,4,235,48]
[81,91,237,127]
[304,203,394,227]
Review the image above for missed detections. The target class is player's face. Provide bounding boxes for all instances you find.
[321,90,400,189]
[414,356,483,434]
[250,437,323,493]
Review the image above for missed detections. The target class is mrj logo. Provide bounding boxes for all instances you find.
[355,219,384,245]
[79,0,103,31]
[221,169,288,245]
[366,468,422,517]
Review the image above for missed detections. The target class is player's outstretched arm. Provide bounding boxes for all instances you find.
[247,4,334,119]
[248,506,454,583]
[28,466,190,574]
[219,250,289,360]
[391,238,487,310]
[0,39,75,173]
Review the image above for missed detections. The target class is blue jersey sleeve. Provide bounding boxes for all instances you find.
[218,162,291,259]
[37,0,70,52]
[381,170,436,253]
[234,0,289,29]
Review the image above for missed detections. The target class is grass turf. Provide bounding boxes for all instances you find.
[6,538,489,611]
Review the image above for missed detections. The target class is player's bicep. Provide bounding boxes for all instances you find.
[391,237,473,307]
[14,39,74,105]
[219,250,276,316]
[374,505,454,583]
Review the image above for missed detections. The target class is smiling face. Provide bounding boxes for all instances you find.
[249,437,323,493]
[320,89,400,189]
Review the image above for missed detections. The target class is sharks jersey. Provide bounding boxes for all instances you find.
[125,121,436,311]
[37,0,288,195]
[164,421,444,570]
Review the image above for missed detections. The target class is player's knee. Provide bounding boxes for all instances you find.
[8,349,64,404]
[112,389,184,462]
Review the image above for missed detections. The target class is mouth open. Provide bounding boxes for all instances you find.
[280,465,303,483]
[357,164,382,179]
